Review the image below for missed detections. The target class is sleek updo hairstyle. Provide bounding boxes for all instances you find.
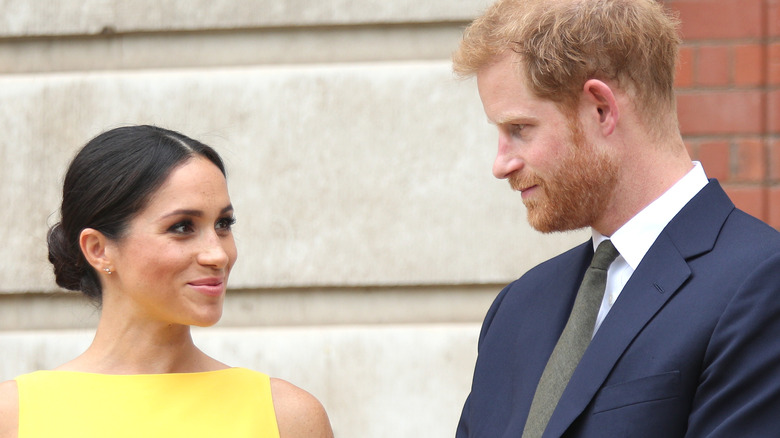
[47,125,226,302]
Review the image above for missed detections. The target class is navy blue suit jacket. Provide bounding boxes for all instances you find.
[457,181,780,437]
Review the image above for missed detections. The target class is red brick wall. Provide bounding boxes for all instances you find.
[665,0,780,228]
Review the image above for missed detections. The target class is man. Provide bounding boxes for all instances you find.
[452,0,780,437]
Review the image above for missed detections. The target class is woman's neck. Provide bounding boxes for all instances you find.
[58,315,225,374]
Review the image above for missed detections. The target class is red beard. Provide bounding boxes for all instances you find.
[508,138,618,233]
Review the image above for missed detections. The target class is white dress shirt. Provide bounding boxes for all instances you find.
[591,162,709,335]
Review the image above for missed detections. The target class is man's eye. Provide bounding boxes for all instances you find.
[511,124,527,136]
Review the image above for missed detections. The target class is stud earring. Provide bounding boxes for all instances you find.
[104,267,112,275]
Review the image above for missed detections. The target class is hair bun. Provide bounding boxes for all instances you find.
[46,223,99,297]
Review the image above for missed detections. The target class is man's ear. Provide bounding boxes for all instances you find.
[79,228,113,273]
[582,79,619,137]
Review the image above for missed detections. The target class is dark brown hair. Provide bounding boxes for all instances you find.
[47,125,226,302]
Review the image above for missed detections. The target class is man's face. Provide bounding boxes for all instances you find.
[477,53,617,233]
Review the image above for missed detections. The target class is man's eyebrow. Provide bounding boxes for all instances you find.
[493,113,538,125]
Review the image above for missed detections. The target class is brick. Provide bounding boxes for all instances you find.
[675,46,695,88]
[771,90,780,133]
[668,0,764,39]
[770,0,780,37]
[677,91,764,135]
[724,185,766,220]
[696,45,731,86]
[698,140,730,181]
[769,187,780,229]
[770,43,780,86]
[733,138,767,182]
[734,44,765,86]
[771,138,780,181]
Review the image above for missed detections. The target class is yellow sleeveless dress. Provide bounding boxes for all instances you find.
[14,367,280,438]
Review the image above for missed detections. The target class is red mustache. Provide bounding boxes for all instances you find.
[508,173,543,192]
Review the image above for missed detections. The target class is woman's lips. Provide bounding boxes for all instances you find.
[188,278,224,297]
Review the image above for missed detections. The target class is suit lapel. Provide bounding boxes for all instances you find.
[540,180,735,438]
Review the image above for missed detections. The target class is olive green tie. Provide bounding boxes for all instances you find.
[522,239,620,438]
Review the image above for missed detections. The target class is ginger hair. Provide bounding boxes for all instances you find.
[454,0,681,131]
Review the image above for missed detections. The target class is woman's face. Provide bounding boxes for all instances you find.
[104,157,237,327]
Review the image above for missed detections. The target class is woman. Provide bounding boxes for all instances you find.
[0,125,333,438]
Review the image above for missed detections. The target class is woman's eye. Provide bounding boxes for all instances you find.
[169,221,194,234]
[216,216,236,231]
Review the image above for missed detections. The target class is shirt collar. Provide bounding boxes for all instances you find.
[592,161,708,269]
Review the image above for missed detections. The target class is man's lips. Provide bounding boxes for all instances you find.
[519,184,539,199]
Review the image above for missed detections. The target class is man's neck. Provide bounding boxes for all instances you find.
[592,138,693,236]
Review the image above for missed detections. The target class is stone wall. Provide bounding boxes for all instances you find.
[0,1,588,437]
[4,1,773,436]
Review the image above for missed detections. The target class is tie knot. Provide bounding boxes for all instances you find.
[591,239,620,271]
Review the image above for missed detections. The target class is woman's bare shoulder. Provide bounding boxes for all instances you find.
[270,378,333,438]
[0,380,19,438]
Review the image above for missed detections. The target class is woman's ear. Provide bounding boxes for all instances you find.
[582,79,619,137]
[79,228,113,274]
